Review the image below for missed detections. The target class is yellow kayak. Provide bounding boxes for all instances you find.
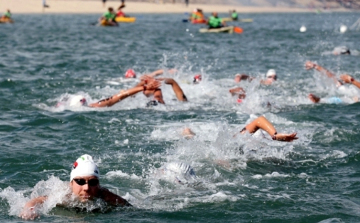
[115,17,136,23]
[0,17,13,23]
[99,19,118,27]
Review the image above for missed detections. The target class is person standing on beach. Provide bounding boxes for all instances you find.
[185,0,189,7]
[102,0,107,7]
[43,0,50,8]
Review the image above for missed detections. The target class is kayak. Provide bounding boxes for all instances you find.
[222,17,253,23]
[191,19,207,24]
[0,17,13,23]
[199,26,235,34]
[99,20,118,27]
[115,17,136,23]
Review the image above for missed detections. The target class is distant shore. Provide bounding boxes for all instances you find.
[0,0,351,14]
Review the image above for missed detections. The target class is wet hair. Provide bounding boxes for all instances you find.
[146,100,158,107]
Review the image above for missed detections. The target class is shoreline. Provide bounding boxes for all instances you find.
[0,0,351,14]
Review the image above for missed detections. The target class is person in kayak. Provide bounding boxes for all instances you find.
[189,8,205,23]
[230,10,238,21]
[207,12,226,29]
[99,7,117,26]
[1,9,11,19]
[19,154,131,220]
[116,3,127,17]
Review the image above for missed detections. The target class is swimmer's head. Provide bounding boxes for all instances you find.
[146,100,158,107]
[234,74,245,83]
[333,46,350,55]
[266,69,277,80]
[70,154,100,181]
[162,162,196,184]
[237,93,246,103]
[125,69,136,78]
[193,74,202,84]
[69,95,87,107]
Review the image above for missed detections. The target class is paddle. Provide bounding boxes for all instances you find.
[182,19,189,23]
[233,26,243,34]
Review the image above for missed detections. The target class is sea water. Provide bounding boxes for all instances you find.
[0,12,360,222]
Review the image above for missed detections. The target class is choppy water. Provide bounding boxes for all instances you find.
[1,12,360,222]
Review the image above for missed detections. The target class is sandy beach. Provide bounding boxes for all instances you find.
[0,0,349,14]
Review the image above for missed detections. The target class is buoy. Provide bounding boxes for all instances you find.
[300,25,306,32]
[340,25,347,33]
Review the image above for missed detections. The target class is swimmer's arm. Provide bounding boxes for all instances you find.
[89,80,161,107]
[340,74,360,89]
[305,61,342,86]
[238,74,254,81]
[160,78,188,102]
[240,116,298,142]
[100,187,132,207]
[19,196,47,220]
[88,86,145,107]
[229,87,245,96]
[142,69,177,78]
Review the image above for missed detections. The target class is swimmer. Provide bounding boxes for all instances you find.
[157,162,196,185]
[333,46,351,55]
[90,78,161,107]
[307,93,351,104]
[19,154,131,220]
[184,116,297,142]
[56,78,160,108]
[182,127,196,139]
[233,69,277,85]
[239,116,297,142]
[234,73,254,83]
[136,76,187,105]
[193,74,202,84]
[260,69,277,85]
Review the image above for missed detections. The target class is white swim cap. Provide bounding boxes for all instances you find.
[266,69,276,77]
[70,154,100,181]
[69,95,86,107]
[164,162,196,178]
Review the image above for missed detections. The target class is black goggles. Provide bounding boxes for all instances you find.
[73,178,99,187]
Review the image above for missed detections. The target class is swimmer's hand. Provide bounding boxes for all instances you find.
[19,206,40,220]
[340,74,354,83]
[19,196,47,220]
[145,79,161,91]
[273,133,298,142]
[305,61,317,70]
